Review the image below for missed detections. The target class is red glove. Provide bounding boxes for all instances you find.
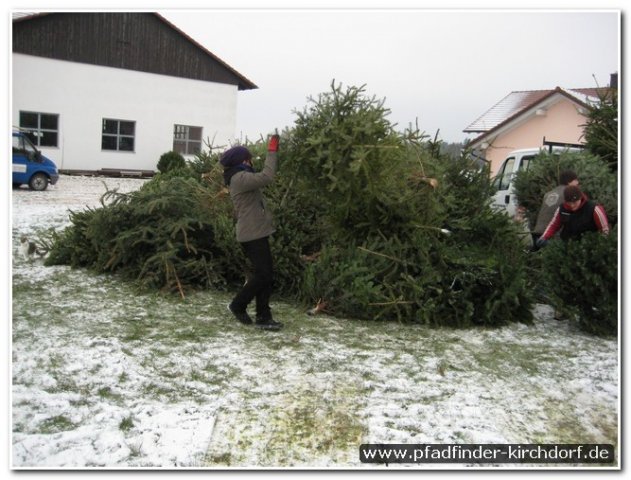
[268,134,280,152]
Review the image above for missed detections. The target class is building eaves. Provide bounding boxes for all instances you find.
[465,87,600,146]
[153,13,257,91]
[464,89,552,133]
[558,87,601,107]
[465,86,608,137]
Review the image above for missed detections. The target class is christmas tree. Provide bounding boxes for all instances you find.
[45,82,533,327]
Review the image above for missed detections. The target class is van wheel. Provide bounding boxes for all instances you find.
[28,173,49,191]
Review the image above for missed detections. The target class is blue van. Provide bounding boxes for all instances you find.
[12,130,59,190]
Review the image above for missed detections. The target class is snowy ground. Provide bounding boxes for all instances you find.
[10,175,619,470]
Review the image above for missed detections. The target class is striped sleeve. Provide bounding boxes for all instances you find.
[593,204,610,235]
[541,207,562,240]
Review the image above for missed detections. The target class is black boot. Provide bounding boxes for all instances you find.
[255,314,283,331]
[228,303,253,325]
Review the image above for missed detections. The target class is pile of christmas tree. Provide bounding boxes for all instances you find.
[513,150,617,336]
[44,82,537,327]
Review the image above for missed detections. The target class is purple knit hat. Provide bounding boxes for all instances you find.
[220,146,252,167]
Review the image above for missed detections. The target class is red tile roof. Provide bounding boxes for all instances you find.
[464,87,605,134]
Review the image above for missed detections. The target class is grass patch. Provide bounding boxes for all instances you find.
[467,342,543,378]
[122,320,153,342]
[119,416,134,432]
[205,379,367,467]
[12,252,618,467]
[142,382,176,399]
[536,396,618,447]
[97,386,123,402]
[38,415,78,434]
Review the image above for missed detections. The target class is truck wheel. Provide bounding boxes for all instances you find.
[28,173,49,191]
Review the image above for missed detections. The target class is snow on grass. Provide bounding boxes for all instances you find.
[11,175,619,469]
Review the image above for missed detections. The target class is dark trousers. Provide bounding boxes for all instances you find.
[231,236,273,319]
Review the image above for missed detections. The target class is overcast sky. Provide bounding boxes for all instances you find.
[160,9,619,144]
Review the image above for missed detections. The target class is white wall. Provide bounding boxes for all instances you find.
[12,53,239,171]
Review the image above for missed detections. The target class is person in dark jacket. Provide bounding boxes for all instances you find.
[536,185,609,247]
[531,170,579,247]
[221,135,282,331]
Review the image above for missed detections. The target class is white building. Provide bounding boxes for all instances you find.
[12,12,257,175]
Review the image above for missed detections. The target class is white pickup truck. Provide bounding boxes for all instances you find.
[491,146,583,219]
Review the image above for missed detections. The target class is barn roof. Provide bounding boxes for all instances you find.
[12,12,257,90]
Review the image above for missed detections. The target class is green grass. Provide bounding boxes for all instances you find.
[38,415,78,434]
[12,262,619,467]
[205,379,368,467]
[119,416,134,432]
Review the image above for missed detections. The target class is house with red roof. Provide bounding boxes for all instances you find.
[464,76,616,175]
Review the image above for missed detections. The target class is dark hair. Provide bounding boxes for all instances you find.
[564,185,582,202]
[559,170,578,186]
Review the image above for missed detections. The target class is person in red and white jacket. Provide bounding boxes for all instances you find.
[536,185,609,247]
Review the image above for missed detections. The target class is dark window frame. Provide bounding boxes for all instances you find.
[102,118,136,152]
[173,124,203,155]
[19,111,59,147]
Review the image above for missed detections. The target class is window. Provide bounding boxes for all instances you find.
[493,157,515,191]
[520,155,535,173]
[19,111,59,147]
[102,119,135,152]
[12,133,38,156]
[173,125,202,155]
